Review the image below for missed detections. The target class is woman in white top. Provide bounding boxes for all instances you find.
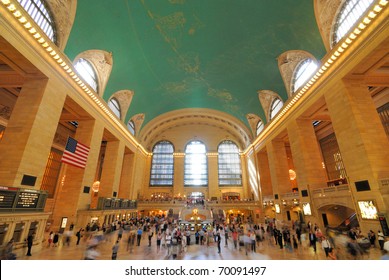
[378,230,385,250]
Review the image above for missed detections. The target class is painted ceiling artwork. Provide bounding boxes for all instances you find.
[65,0,326,129]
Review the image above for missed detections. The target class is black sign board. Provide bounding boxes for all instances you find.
[104,199,112,208]
[0,190,17,208]
[16,191,40,208]
[379,215,389,236]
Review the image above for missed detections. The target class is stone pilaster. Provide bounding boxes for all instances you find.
[256,150,273,197]
[0,78,65,188]
[287,118,328,191]
[207,154,219,199]
[325,80,389,233]
[266,139,291,195]
[99,140,125,198]
[52,119,104,230]
[118,152,135,199]
[173,154,184,197]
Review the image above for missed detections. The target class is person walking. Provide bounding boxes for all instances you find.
[26,233,35,256]
[148,227,154,247]
[156,230,162,253]
[137,227,143,246]
[76,228,83,245]
[111,240,120,260]
[321,236,332,257]
[215,232,221,254]
[378,230,385,250]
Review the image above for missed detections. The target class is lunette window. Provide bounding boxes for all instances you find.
[256,120,264,136]
[17,0,56,44]
[108,98,121,119]
[292,59,318,93]
[332,0,374,47]
[127,120,135,135]
[270,98,283,120]
[74,58,99,93]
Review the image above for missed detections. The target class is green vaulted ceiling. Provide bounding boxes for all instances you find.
[65,0,326,130]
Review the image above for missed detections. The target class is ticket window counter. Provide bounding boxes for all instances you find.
[0,223,9,245]
[12,222,25,243]
[27,221,38,237]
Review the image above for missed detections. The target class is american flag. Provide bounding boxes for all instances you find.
[61,137,90,169]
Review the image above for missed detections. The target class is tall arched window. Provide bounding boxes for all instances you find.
[74,58,99,93]
[127,120,135,135]
[150,141,174,186]
[270,98,283,120]
[256,120,264,136]
[331,0,374,47]
[292,59,318,93]
[218,140,242,186]
[184,140,208,186]
[17,0,57,44]
[108,98,121,119]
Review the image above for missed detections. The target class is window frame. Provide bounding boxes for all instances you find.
[269,98,283,120]
[331,0,374,48]
[150,141,174,186]
[256,120,264,136]
[17,0,57,44]
[74,58,99,93]
[218,140,242,186]
[127,120,135,135]
[108,97,121,119]
[292,59,318,93]
[184,140,208,187]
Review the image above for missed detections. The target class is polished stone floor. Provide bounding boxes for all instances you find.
[13,230,385,261]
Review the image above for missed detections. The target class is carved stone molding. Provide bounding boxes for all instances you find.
[314,0,343,52]
[0,104,12,120]
[46,0,77,51]
[257,90,280,122]
[246,113,262,137]
[110,90,134,122]
[130,113,145,136]
[139,108,252,150]
[73,50,113,97]
[278,50,318,97]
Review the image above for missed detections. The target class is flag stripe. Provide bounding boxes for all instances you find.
[61,137,90,169]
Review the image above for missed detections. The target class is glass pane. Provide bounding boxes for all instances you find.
[17,0,56,43]
[218,140,242,186]
[150,141,174,186]
[332,0,374,47]
[74,58,99,92]
[184,141,208,186]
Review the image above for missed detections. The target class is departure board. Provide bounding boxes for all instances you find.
[0,190,17,208]
[16,191,40,208]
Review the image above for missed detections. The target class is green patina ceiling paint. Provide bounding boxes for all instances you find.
[65,0,326,129]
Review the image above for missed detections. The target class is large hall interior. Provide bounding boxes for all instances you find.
[0,0,388,260]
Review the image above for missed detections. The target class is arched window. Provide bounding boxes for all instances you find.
[218,140,242,186]
[108,98,121,119]
[74,58,99,93]
[17,0,56,44]
[184,140,208,186]
[270,98,283,120]
[256,120,264,136]
[150,141,174,186]
[292,59,318,93]
[127,120,135,135]
[332,0,374,47]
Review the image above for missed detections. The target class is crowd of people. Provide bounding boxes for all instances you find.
[63,216,389,260]
[2,214,388,260]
